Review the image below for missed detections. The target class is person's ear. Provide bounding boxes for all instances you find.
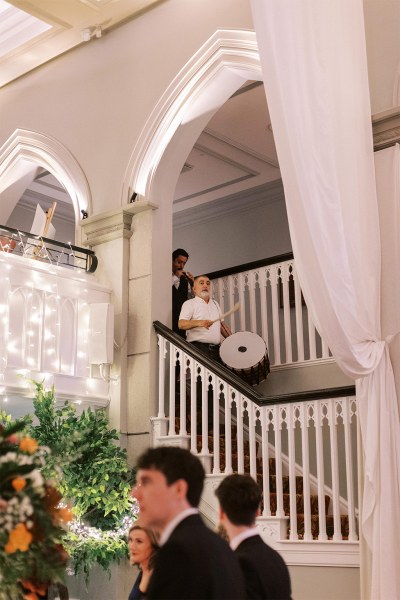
[174,478,189,500]
[219,506,226,523]
[256,506,261,517]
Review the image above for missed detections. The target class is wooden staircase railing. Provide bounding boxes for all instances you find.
[154,321,358,544]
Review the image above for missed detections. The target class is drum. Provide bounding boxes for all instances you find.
[220,331,270,386]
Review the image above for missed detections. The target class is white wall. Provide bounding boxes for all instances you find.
[0,0,254,217]
[173,195,291,275]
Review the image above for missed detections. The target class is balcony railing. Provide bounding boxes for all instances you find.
[0,224,97,273]
[209,253,330,367]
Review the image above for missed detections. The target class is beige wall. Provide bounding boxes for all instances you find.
[290,565,360,600]
[364,0,400,114]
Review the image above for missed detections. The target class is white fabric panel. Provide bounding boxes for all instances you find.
[250,1,400,598]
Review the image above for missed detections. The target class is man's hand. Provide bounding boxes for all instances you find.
[176,270,194,286]
[198,319,213,329]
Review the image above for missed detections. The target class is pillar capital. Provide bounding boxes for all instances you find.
[81,201,158,247]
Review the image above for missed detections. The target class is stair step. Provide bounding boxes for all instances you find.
[293,514,351,540]
[174,415,351,542]
[267,492,330,516]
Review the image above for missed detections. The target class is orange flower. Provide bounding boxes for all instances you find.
[4,523,33,553]
[12,477,27,492]
[19,437,38,454]
[23,593,38,600]
[21,580,47,595]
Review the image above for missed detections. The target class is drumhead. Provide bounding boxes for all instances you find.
[220,331,267,370]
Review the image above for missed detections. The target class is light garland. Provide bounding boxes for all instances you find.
[0,249,110,407]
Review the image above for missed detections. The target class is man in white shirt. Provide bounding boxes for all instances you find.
[178,274,231,361]
[215,474,292,600]
[133,446,245,599]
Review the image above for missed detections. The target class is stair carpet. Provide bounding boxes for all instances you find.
[175,417,350,540]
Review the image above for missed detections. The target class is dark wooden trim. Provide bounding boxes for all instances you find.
[153,321,356,406]
[259,385,356,406]
[206,252,294,281]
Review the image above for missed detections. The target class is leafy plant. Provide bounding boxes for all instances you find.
[25,381,136,581]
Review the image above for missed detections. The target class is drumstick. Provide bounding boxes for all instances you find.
[211,302,240,323]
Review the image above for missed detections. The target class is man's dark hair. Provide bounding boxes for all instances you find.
[172,248,189,260]
[136,447,205,507]
[215,474,261,526]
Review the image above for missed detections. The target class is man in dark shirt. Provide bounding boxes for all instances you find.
[172,248,193,337]
[133,447,245,599]
[216,473,292,600]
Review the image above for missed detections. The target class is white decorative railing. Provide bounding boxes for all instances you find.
[154,325,358,543]
[211,255,331,367]
[0,249,111,406]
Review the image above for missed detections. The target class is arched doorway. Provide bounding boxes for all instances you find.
[122,29,287,327]
[0,129,91,245]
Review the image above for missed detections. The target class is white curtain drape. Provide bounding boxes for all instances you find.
[250,1,400,598]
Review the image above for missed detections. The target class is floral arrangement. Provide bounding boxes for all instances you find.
[0,418,71,600]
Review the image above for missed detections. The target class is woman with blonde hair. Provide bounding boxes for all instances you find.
[128,522,159,600]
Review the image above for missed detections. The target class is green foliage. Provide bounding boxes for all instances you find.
[27,381,136,581]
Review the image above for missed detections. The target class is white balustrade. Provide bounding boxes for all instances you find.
[155,331,358,543]
[0,250,111,405]
[212,258,331,367]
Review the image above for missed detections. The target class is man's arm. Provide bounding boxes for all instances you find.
[178,318,213,331]
[179,299,212,331]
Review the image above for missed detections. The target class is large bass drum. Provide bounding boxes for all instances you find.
[220,331,270,386]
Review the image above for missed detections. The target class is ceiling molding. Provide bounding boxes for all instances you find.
[203,128,279,168]
[174,179,284,229]
[174,142,259,203]
[372,107,400,151]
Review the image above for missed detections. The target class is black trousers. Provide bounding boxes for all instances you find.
[190,342,222,431]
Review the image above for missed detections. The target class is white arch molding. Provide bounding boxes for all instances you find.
[0,129,92,245]
[122,29,263,205]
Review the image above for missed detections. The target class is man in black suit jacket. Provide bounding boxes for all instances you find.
[172,248,194,337]
[133,446,245,599]
[216,474,292,600]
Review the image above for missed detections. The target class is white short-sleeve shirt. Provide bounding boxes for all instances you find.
[179,296,222,344]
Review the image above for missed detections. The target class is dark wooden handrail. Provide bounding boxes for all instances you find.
[206,252,294,281]
[153,321,356,406]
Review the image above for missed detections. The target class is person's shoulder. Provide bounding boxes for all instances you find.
[173,515,231,548]
[237,535,286,562]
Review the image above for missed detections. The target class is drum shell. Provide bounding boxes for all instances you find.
[220,331,270,386]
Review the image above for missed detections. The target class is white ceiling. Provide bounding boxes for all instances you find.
[1,0,280,234]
